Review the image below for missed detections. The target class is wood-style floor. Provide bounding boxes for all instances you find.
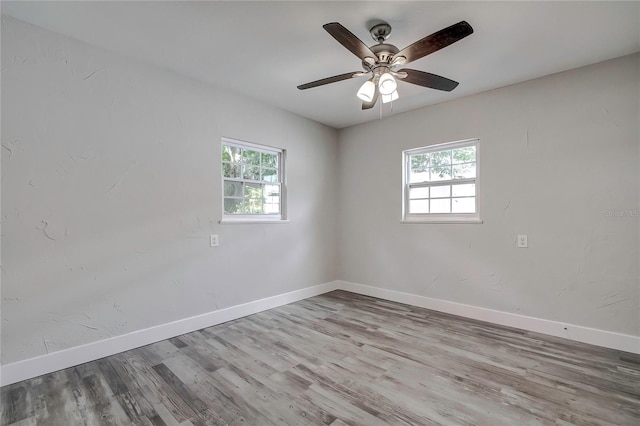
[2,290,639,425]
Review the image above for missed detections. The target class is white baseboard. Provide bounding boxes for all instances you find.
[3,279,638,386]
[0,281,340,386]
[337,280,640,355]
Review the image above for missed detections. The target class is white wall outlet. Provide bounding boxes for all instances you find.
[210,234,219,247]
[517,234,528,248]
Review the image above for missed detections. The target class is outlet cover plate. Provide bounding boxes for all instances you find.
[517,234,528,248]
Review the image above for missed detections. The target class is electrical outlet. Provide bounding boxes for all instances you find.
[210,234,219,247]
[517,234,528,248]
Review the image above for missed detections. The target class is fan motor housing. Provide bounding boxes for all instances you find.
[366,43,399,68]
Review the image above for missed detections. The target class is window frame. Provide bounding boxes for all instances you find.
[402,138,482,224]
[220,137,288,224]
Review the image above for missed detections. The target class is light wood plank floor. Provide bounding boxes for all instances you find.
[2,290,639,425]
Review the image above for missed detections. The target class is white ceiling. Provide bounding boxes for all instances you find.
[3,1,639,129]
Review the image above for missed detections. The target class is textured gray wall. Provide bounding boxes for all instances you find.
[338,54,639,336]
[1,17,339,363]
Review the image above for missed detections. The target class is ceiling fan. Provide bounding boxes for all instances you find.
[297,20,473,109]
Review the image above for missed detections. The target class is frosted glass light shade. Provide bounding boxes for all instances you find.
[382,90,399,104]
[378,73,397,95]
[357,80,376,102]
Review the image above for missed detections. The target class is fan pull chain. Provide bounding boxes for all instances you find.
[378,98,394,120]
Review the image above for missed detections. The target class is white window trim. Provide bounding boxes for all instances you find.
[220,137,288,224]
[402,138,482,224]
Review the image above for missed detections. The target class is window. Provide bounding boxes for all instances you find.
[402,138,481,223]
[221,138,286,222]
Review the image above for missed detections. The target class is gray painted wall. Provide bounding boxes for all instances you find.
[2,16,639,367]
[1,17,339,364]
[338,53,639,336]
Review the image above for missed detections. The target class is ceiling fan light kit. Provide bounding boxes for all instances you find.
[357,79,376,102]
[378,72,397,95]
[297,19,474,111]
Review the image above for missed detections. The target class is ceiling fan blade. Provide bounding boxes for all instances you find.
[362,87,379,110]
[323,22,376,61]
[395,21,473,64]
[398,69,459,91]
[297,71,362,90]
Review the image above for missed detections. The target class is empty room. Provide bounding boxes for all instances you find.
[1,1,639,425]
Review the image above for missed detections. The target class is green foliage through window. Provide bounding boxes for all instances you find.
[222,141,283,216]
[409,145,476,183]
[404,140,479,218]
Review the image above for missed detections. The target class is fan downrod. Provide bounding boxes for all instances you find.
[369,23,392,43]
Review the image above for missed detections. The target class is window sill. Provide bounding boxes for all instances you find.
[220,218,289,225]
[401,218,483,224]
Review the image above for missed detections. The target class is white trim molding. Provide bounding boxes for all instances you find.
[337,280,640,355]
[0,281,340,387]
[3,280,638,386]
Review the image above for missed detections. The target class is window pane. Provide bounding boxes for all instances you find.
[452,146,476,164]
[431,150,452,167]
[430,198,451,213]
[243,149,261,166]
[452,183,475,197]
[403,140,479,221]
[223,162,241,178]
[262,167,279,182]
[410,199,429,214]
[409,187,429,199]
[244,183,263,198]
[265,183,280,214]
[452,197,476,213]
[224,180,242,197]
[224,198,243,214]
[243,197,263,214]
[431,166,452,181]
[222,139,285,218]
[243,165,260,180]
[264,197,280,214]
[264,184,280,197]
[222,145,241,163]
[411,154,429,169]
[410,168,429,183]
[452,163,476,179]
[261,152,278,168]
[430,185,450,198]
